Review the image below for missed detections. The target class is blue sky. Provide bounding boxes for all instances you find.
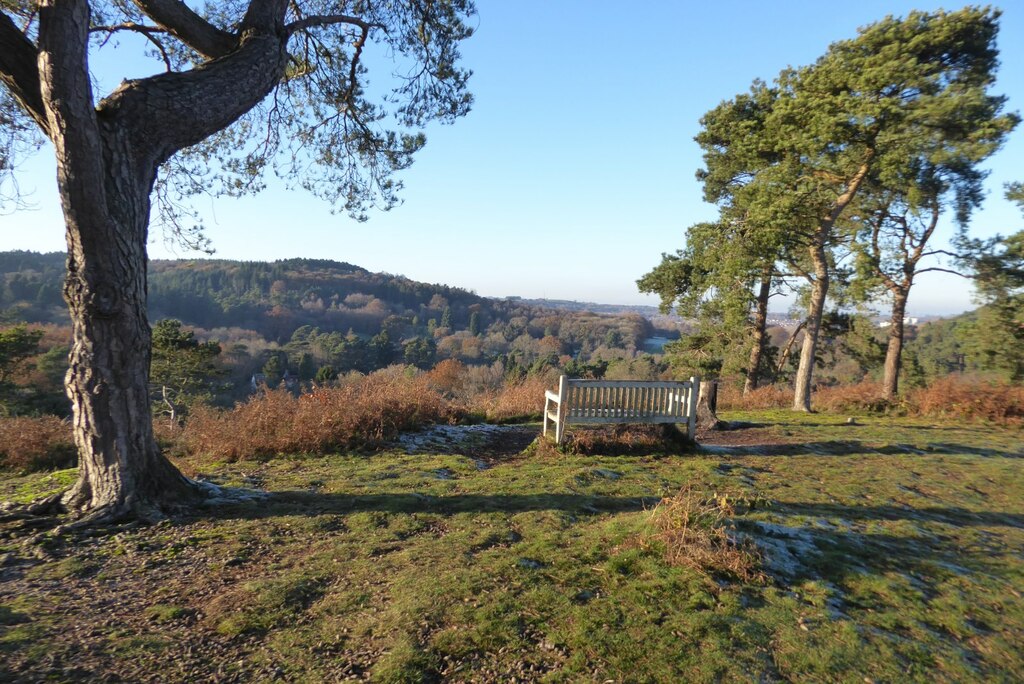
[3,1,1023,316]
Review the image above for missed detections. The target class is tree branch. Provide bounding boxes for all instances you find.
[36,0,109,226]
[917,266,970,278]
[0,11,49,133]
[100,3,291,167]
[911,203,941,265]
[286,13,379,35]
[241,0,290,33]
[921,249,964,260]
[92,23,173,71]
[91,22,168,37]
[131,0,236,59]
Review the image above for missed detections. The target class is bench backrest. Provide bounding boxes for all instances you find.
[544,375,700,443]
[563,379,693,421]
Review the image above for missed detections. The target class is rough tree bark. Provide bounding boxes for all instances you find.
[743,268,772,395]
[792,239,829,412]
[696,379,723,431]
[26,0,291,521]
[868,204,940,402]
[881,290,909,400]
[791,154,873,412]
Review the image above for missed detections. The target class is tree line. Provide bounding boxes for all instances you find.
[639,8,1022,409]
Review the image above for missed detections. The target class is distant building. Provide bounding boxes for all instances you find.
[766,318,803,328]
[878,317,919,328]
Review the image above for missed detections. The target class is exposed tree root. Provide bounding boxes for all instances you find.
[1,478,267,539]
[0,493,64,520]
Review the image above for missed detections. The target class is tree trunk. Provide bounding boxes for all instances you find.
[743,269,772,395]
[28,1,195,522]
[776,319,806,374]
[696,380,723,431]
[793,241,830,412]
[27,0,291,522]
[59,129,201,521]
[882,289,909,400]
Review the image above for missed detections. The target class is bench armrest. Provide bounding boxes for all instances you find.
[545,390,560,403]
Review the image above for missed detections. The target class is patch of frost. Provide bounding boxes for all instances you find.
[398,423,525,454]
[745,521,821,578]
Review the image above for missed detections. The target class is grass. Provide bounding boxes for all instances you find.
[0,411,1022,682]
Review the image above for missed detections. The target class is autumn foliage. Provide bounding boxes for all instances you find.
[720,375,1023,424]
[0,416,76,473]
[908,376,1024,424]
[1,369,1022,474]
[181,369,458,460]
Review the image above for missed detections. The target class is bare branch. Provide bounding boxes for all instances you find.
[99,6,291,166]
[921,249,964,260]
[241,0,289,33]
[92,23,174,71]
[917,266,970,278]
[910,202,941,264]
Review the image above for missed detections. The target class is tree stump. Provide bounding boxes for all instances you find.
[697,380,724,431]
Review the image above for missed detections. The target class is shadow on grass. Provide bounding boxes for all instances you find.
[196,491,662,521]
[773,500,1024,529]
[748,500,1023,586]
[196,490,1024,530]
[701,440,1022,458]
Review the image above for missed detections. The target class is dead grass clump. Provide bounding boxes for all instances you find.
[182,369,458,460]
[565,424,688,456]
[908,375,1024,424]
[718,384,790,411]
[641,485,768,584]
[0,416,76,473]
[482,374,551,423]
[814,380,896,414]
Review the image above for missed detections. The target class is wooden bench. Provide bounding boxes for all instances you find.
[543,375,700,444]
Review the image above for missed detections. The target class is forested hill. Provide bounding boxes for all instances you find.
[0,252,485,334]
[0,251,663,352]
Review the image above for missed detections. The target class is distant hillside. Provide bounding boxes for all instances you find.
[508,297,665,319]
[0,251,489,333]
[0,252,667,372]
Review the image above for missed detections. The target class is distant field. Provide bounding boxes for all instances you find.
[2,412,1022,682]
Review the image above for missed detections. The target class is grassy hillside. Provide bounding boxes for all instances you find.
[2,412,1021,682]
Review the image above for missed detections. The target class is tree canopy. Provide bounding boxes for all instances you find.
[1,0,474,233]
[0,0,477,522]
[663,7,1016,409]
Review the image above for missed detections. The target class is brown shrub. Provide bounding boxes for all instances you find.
[718,376,1024,424]
[814,380,895,414]
[908,375,1024,424]
[0,416,76,473]
[717,384,790,411]
[425,359,467,398]
[637,485,768,584]
[182,369,458,460]
[481,374,551,423]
